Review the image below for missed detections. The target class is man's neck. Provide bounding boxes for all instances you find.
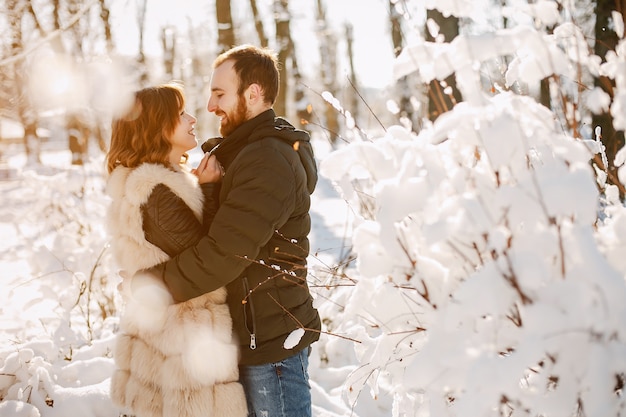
[246,103,272,120]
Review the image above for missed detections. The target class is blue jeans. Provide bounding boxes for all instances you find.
[239,348,312,417]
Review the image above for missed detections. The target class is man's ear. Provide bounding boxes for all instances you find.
[246,83,264,104]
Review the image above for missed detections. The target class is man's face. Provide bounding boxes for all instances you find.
[207,60,249,137]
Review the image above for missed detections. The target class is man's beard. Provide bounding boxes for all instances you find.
[220,94,248,137]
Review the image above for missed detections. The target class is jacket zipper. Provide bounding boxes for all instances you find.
[242,278,257,350]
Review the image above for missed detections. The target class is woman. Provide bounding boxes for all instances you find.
[105,83,247,417]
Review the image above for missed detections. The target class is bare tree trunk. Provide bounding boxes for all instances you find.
[389,1,420,130]
[425,8,462,122]
[68,0,86,55]
[249,0,268,47]
[136,0,148,83]
[162,26,177,79]
[50,0,66,53]
[345,23,359,121]
[94,0,115,151]
[97,0,114,54]
[68,113,88,165]
[216,0,236,54]
[26,2,45,35]
[539,77,551,109]
[538,2,561,110]
[315,0,339,143]
[186,24,211,139]
[60,0,92,162]
[292,54,311,131]
[274,0,293,118]
[8,0,41,162]
[593,0,626,197]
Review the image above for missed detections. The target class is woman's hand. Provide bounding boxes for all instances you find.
[192,153,224,183]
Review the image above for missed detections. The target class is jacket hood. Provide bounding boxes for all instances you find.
[254,115,317,195]
[202,110,317,194]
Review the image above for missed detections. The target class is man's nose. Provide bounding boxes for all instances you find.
[207,98,216,113]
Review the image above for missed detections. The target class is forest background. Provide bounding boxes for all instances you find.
[2,0,626,416]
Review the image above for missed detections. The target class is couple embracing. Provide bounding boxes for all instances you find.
[105,44,320,417]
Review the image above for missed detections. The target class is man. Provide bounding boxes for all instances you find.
[146,44,321,417]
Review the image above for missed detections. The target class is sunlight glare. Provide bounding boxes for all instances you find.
[50,72,72,96]
[28,53,83,110]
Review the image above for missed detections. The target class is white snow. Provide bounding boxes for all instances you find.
[3,1,626,416]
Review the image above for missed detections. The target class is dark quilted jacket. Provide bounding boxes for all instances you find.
[148,109,321,366]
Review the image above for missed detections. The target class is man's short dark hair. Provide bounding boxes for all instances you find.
[214,44,280,105]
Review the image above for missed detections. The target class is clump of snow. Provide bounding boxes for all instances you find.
[284,328,306,349]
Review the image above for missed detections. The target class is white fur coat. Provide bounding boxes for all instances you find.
[106,163,247,417]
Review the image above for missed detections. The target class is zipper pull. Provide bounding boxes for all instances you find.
[250,333,257,350]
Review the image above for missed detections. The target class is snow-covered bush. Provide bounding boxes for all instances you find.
[320,1,626,416]
[0,158,121,417]
[322,94,626,417]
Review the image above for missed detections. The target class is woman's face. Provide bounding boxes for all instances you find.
[169,109,198,154]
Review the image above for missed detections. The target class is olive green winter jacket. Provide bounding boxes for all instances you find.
[148,109,321,366]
